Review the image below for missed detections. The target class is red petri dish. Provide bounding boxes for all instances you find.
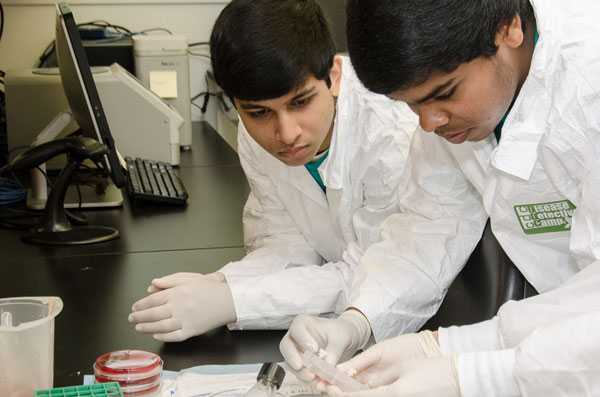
[94,350,163,396]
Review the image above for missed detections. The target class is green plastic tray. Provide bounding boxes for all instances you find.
[34,382,123,397]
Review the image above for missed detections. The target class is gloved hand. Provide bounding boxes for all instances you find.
[146,271,225,293]
[310,330,442,392]
[129,277,236,342]
[280,310,372,382]
[327,356,460,397]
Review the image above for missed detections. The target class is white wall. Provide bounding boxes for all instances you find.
[0,0,229,122]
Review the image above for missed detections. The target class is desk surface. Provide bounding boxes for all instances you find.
[1,123,250,260]
[0,122,285,386]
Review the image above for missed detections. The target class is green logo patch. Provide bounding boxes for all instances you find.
[514,199,576,235]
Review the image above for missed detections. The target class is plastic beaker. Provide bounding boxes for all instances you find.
[0,297,63,397]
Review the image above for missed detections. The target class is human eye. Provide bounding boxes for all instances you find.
[291,95,314,109]
[247,108,271,119]
[436,86,457,101]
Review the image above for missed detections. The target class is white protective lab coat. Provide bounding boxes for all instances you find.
[432,0,600,395]
[218,56,419,330]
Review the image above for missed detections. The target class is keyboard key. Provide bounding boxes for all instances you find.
[126,157,188,205]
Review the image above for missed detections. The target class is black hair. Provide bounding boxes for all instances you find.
[210,0,336,101]
[346,0,535,94]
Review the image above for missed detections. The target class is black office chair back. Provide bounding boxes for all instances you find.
[422,221,537,330]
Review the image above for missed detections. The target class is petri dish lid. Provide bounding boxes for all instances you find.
[94,350,163,382]
[119,377,161,394]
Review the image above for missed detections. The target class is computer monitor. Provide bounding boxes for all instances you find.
[55,2,126,188]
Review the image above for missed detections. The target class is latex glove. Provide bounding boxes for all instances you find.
[280,310,372,382]
[129,277,236,342]
[311,331,442,392]
[147,271,225,293]
[327,356,460,397]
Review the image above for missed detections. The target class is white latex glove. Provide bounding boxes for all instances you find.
[129,277,236,342]
[310,331,442,392]
[328,356,461,397]
[146,272,225,293]
[280,310,372,382]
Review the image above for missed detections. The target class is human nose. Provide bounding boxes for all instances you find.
[418,105,449,133]
[276,113,301,146]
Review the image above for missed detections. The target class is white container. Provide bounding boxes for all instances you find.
[0,297,63,397]
[133,34,192,149]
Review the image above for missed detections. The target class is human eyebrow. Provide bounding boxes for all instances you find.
[290,87,317,103]
[413,78,456,105]
[237,86,317,110]
[239,102,267,110]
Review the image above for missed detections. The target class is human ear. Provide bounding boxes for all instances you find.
[329,55,343,97]
[496,15,525,49]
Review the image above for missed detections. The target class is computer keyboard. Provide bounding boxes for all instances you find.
[125,157,188,205]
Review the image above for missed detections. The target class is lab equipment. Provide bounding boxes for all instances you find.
[6,65,183,168]
[170,363,318,397]
[42,32,135,74]
[301,350,367,392]
[0,297,63,397]
[245,363,286,397]
[125,157,188,205]
[94,350,163,397]
[54,3,190,211]
[35,382,123,397]
[133,34,192,149]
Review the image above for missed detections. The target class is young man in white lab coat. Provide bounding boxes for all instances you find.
[127,0,474,343]
[281,0,600,396]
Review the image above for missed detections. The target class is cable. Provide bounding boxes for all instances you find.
[75,183,82,210]
[0,177,26,206]
[0,207,43,230]
[36,20,177,68]
[191,91,219,102]
[81,20,132,35]
[191,91,218,114]
[37,20,134,67]
[0,2,4,42]
[187,50,211,59]
[37,40,56,68]
[189,41,209,47]
[35,165,54,190]
[9,145,30,156]
[137,28,173,35]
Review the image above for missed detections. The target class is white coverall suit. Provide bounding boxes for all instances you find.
[351,0,600,395]
[218,56,422,330]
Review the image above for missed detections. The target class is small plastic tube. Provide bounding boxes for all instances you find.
[301,350,368,392]
[0,311,13,328]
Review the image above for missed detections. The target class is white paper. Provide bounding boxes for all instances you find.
[149,70,178,98]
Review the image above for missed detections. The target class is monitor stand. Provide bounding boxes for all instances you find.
[20,137,119,245]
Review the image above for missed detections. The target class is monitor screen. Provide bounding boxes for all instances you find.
[55,2,126,187]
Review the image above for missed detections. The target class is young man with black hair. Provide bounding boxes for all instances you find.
[282,0,600,396]
[128,0,485,345]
